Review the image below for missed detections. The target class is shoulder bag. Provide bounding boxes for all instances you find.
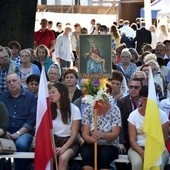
[0,138,16,154]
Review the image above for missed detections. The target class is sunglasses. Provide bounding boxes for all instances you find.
[10,46,18,49]
[129,86,141,90]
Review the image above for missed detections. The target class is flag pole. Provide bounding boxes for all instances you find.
[144,0,152,29]
[35,66,55,170]
[50,129,58,170]
[94,103,98,170]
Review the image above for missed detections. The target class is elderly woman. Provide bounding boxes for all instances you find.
[111,51,128,93]
[128,86,169,170]
[140,64,163,102]
[19,49,40,89]
[47,63,61,84]
[118,48,137,83]
[145,59,164,96]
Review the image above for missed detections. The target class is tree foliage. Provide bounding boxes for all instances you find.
[0,0,38,49]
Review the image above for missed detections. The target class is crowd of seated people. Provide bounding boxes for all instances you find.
[0,16,170,170]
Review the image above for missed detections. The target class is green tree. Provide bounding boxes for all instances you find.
[0,0,38,49]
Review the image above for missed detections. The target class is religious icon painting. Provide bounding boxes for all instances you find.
[79,34,112,78]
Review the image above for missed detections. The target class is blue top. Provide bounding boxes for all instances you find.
[37,58,54,74]
[18,63,40,76]
[118,62,137,83]
[0,89,37,134]
[32,63,40,75]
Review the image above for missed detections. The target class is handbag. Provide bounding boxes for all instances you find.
[0,138,16,154]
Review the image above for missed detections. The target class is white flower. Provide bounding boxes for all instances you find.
[82,88,109,106]
[82,95,95,106]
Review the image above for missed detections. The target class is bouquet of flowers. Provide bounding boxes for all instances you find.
[82,78,110,114]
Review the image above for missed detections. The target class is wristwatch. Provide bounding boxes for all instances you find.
[16,131,21,136]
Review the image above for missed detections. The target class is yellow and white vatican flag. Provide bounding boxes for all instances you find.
[143,67,165,170]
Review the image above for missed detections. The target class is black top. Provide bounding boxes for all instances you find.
[71,87,82,103]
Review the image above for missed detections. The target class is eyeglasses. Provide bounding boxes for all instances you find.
[20,55,30,58]
[49,72,59,76]
[0,55,8,59]
[121,56,130,59]
[138,77,145,81]
[112,55,116,58]
[129,86,141,90]
[81,31,87,34]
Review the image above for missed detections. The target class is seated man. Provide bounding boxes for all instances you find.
[0,73,37,170]
[0,50,21,94]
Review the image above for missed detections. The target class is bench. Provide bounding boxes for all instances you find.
[72,154,170,165]
[0,152,34,159]
[73,154,130,162]
[0,152,170,165]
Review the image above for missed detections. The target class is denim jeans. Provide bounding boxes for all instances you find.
[60,58,70,69]
[14,133,33,170]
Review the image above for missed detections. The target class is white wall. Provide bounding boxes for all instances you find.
[38,0,88,5]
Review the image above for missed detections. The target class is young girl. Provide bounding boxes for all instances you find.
[49,83,81,170]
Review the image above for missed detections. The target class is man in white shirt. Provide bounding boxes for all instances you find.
[89,19,95,34]
[119,20,135,39]
[53,25,74,69]
[155,43,170,68]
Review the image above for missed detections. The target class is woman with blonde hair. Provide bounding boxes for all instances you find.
[35,44,54,74]
[149,25,157,49]
[143,53,157,64]
[110,24,121,47]
[158,24,169,43]
[146,59,164,96]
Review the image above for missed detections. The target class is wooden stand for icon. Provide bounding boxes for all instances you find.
[94,102,98,170]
